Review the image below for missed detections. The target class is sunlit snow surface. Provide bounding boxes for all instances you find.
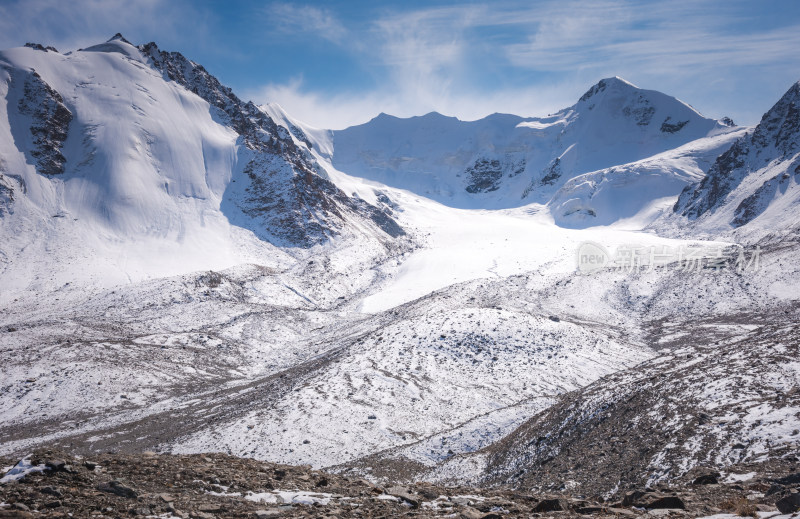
[0,40,798,486]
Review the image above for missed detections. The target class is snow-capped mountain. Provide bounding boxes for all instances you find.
[1,34,799,508]
[0,35,405,304]
[331,77,736,210]
[669,80,800,241]
[0,37,402,269]
[548,127,746,228]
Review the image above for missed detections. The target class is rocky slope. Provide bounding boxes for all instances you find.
[2,449,799,518]
[473,319,800,496]
[137,36,403,247]
[668,80,800,241]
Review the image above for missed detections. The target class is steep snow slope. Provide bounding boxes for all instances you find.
[665,80,800,242]
[0,36,403,306]
[549,128,746,228]
[332,77,736,210]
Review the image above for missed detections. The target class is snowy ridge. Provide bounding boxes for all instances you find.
[549,127,746,228]
[331,77,736,213]
[0,35,405,305]
[666,80,800,242]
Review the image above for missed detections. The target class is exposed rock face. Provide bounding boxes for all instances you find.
[463,156,526,194]
[660,116,689,133]
[674,138,750,220]
[138,41,402,247]
[0,174,13,216]
[22,43,58,53]
[16,70,72,176]
[674,81,800,226]
[465,158,503,193]
[733,166,800,226]
[622,103,655,126]
[522,157,562,199]
[578,77,612,102]
[752,81,800,156]
[539,157,562,186]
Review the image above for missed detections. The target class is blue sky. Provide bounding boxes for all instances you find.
[1,0,799,129]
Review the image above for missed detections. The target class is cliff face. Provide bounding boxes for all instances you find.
[674,81,800,235]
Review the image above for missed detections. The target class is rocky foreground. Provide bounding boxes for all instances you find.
[1,451,800,518]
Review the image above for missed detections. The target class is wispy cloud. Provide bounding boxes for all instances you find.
[266,3,349,44]
[2,0,796,128]
[502,1,800,76]
[248,75,579,130]
[253,0,800,128]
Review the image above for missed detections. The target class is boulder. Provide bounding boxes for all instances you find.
[776,493,800,514]
[44,460,66,472]
[646,496,686,510]
[96,480,138,499]
[386,486,419,508]
[533,498,567,512]
[775,472,800,486]
[622,490,646,507]
[692,474,719,485]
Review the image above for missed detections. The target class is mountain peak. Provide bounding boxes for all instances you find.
[601,76,637,87]
[107,33,133,45]
[751,79,800,155]
[578,76,638,102]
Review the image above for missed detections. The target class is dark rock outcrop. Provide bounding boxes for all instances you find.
[776,493,800,513]
[16,71,72,176]
[465,158,504,193]
[674,80,800,225]
[660,117,689,133]
[137,40,402,247]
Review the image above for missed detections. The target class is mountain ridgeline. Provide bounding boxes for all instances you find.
[2,35,798,241]
[672,80,800,239]
[331,77,736,212]
[0,34,402,248]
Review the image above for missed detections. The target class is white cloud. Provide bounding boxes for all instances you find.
[248,76,584,130]
[503,2,800,76]
[266,3,348,44]
[250,1,800,128]
[3,0,796,128]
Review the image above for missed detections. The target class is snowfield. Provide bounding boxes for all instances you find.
[1,35,799,497]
